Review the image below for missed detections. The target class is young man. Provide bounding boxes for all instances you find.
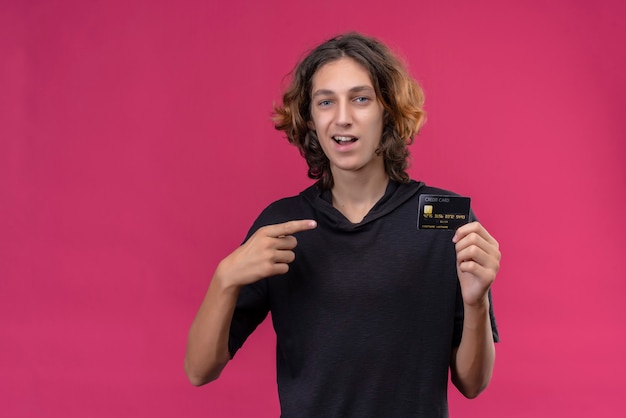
[185,32,500,417]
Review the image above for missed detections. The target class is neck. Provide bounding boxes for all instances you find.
[330,168,389,223]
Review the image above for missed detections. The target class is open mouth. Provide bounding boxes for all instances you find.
[333,136,358,144]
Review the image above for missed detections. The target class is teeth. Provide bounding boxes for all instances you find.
[333,136,356,143]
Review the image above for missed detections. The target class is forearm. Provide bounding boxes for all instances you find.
[184,269,241,386]
[450,299,495,398]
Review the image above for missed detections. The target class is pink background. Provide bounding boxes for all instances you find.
[1,0,625,417]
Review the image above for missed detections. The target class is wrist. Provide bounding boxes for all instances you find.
[463,293,490,310]
[462,298,491,331]
[213,261,244,293]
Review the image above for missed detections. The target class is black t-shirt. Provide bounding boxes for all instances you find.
[229,180,499,417]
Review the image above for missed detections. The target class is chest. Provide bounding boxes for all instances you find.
[271,207,459,317]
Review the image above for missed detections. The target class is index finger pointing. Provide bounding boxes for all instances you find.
[266,220,317,237]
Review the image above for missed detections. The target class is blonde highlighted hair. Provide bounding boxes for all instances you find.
[273,32,426,190]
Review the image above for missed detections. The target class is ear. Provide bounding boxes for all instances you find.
[307,120,316,131]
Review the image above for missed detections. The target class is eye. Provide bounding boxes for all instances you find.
[354,96,370,103]
[318,99,332,107]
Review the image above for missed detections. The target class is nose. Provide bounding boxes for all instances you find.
[335,99,352,127]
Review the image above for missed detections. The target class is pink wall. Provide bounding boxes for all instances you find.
[1,0,625,416]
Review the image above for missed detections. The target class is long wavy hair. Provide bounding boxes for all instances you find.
[273,32,426,191]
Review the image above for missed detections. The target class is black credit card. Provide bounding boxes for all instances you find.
[418,194,471,230]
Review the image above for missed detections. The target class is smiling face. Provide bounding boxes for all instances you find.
[308,57,386,181]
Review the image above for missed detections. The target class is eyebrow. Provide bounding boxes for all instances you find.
[311,85,375,98]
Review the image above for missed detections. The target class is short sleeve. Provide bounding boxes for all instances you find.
[227,214,274,358]
[228,278,270,358]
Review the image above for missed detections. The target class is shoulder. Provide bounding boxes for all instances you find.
[415,182,463,197]
[250,185,317,230]
[394,180,464,205]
